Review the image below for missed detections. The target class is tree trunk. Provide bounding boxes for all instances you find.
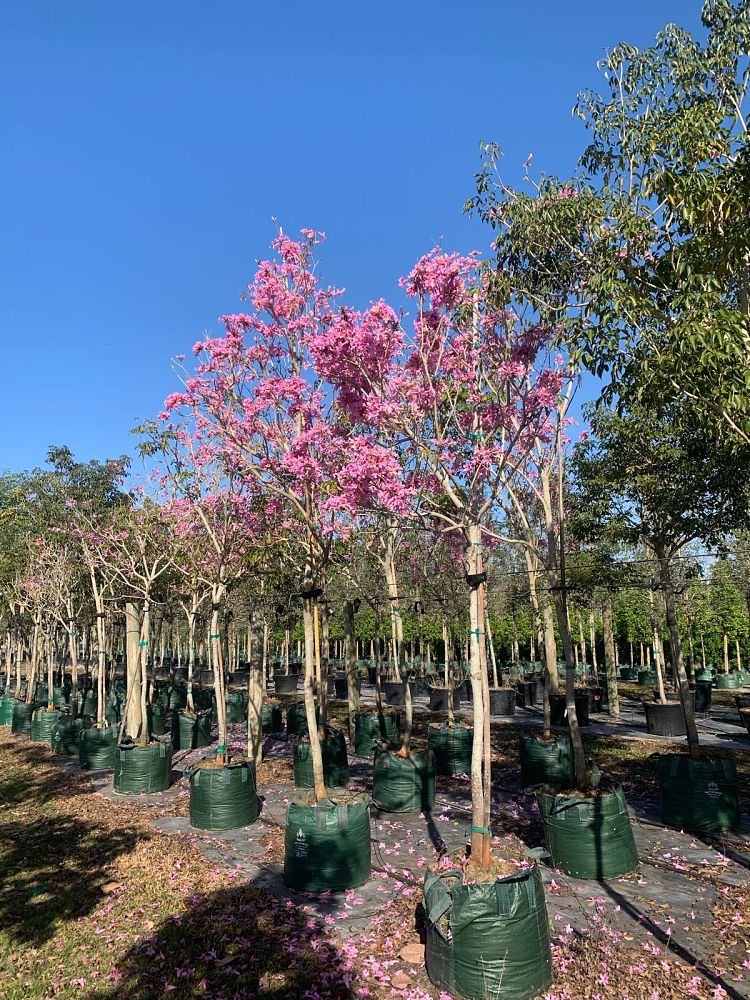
[541,600,559,695]
[602,598,619,718]
[138,603,150,747]
[467,524,491,869]
[485,604,499,688]
[303,595,326,800]
[247,619,264,766]
[649,587,667,704]
[723,632,730,674]
[124,603,142,740]
[656,548,699,754]
[210,594,228,761]
[343,600,360,743]
[589,610,597,674]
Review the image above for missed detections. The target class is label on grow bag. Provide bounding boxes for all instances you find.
[705,781,720,800]
[294,829,308,857]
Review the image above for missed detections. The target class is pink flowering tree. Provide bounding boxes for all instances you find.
[312,247,568,869]
[159,230,406,800]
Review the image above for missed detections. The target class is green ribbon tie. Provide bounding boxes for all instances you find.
[471,825,491,834]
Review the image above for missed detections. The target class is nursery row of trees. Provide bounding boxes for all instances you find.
[2,3,750,899]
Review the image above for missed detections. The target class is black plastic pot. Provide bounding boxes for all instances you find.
[549,694,590,727]
[333,677,348,700]
[657,753,740,832]
[488,688,516,716]
[384,681,415,707]
[274,673,299,695]
[283,793,371,892]
[113,738,172,794]
[695,681,713,713]
[187,760,259,830]
[735,694,750,711]
[739,708,750,736]
[428,688,459,712]
[455,680,471,702]
[516,680,537,708]
[643,700,687,737]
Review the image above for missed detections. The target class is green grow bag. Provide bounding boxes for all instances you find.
[657,754,740,833]
[33,681,52,702]
[695,667,714,682]
[536,783,638,879]
[286,702,319,738]
[30,708,62,744]
[353,711,401,757]
[372,749,436,812]
[0,698,17,726]
[105,692,122,724]
[716,673,739,690]
[225,691,246,724]
[637,670,657,686]
[147,703,167,737]
[283,793,371,892]
[293,729,349,789]
[261,703,283,734]
[11,701,38,736]
[172,710,212,750]
[79,725,117,769]
[424,864,553,1000]
[51,715,89,755]
[113,738,173,794]
[78,690,99,717]
[427,723,473,776]
[519,732,574,790]
[161,685,187,711]
[187,760,259,830]
[619,667,638,681]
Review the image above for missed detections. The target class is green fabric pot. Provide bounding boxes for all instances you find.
[619,667,638,681]
[51,715,89,755]
[716,673,739,690]
[519,732,574,790]
[147,703,167,737]
[427,724,473,776]
[637,670,657,686]
[172,710,212,750]
[293,729,349,789]
[11,701,38,736]
[424,864,553,1000]
[372,749,436,812]
[283,793,371,892]
[33,681,52,702]
[113,739,173,794]
[105,693,122,724]
[161,685,188,711]
[79,725,117,770]
[695,667,714,682]
[0,698,17,726]
[261,704,283,734]
[225,692,246,724]
[657,754,740,833]
[353,711,401,757]
[30,708,63,744]
[536,783,639,879]
[77,690,99,718]
[187,761,259,830]
[286,702,319,738]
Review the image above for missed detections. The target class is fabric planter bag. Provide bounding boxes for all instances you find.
[11,701,38,736]
[187,760,259,830]
[427,723,473,776]
[30,708,62,744]
[293,729,349,789]
[286,702,319,738]
[657,753,740,832]
[283,793,371,893]
[536,782,638,879]
[519,732,574,790]
[372,749,436,812]
[51,715,89,755]
[423,864,553,1000]
[0,698,17,726]
[716,673,739,690]
[261,703,283,734]
[79,725,117,770]
[172,710,212,751]
[353,711,401,757]
[113,738,173,794]
[147,703,168,737]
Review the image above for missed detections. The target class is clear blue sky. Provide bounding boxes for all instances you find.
[1,1,703,473]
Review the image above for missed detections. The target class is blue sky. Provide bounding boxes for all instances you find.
[1,1,703,473]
